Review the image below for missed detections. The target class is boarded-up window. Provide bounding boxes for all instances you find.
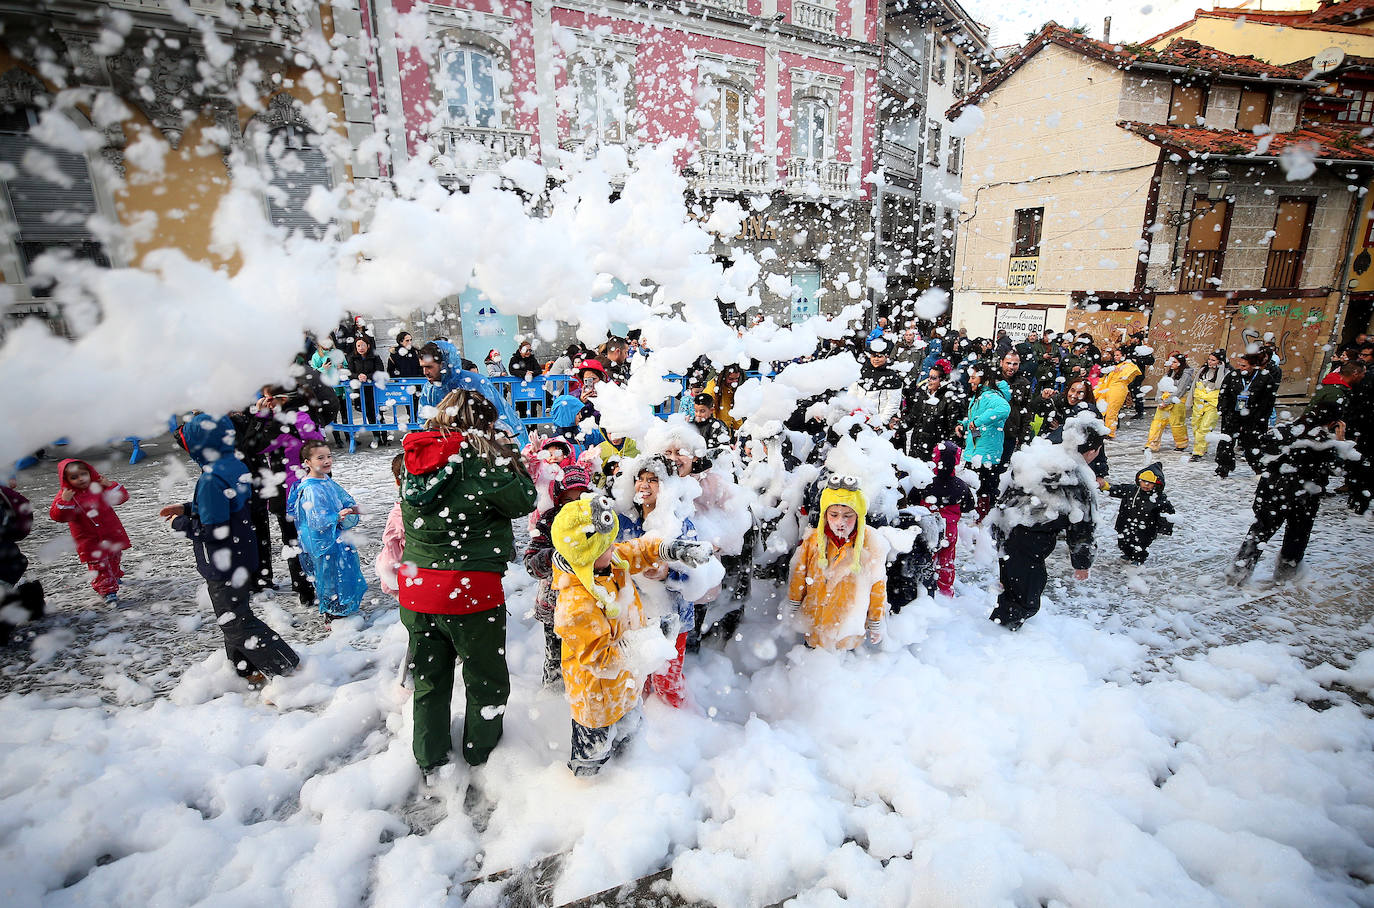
[1169,83,1206,125]
[1186,199,1227,250]
[1236,87,1271,132]
[1265,198,1311,288]
[1180,198,1227,291]
[1013,207,1043,257]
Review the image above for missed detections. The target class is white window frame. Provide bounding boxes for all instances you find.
[574,60,631,146]
[440,46,498,129]
[793,95,830,160]
[701,81,752,152]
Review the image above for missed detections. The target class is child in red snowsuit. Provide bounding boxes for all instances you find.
[913,441,976,598]
[49,459,131,604]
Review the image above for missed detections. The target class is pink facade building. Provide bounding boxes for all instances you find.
[367,0,882,327]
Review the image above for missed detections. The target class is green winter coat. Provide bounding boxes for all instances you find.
[400,430,536,573]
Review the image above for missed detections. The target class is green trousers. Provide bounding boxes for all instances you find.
[401,607,510,769]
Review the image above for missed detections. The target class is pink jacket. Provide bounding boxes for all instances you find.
[49,458,130,563]
[374,502,405,596]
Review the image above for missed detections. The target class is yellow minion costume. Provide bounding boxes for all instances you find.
[552,495,664,729]
[787,480,888,650]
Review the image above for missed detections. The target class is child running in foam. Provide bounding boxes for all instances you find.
[49,459,131,605]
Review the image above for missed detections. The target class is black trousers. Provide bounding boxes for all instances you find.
[353,384,390,445]
[1215,421,1266,476]
[1129,376,1145,416]
[250,492,314,600]
[1348,431,1373,514]
[207,580,300,677]
[1236,500,1319,573]
[991,527,1058,631]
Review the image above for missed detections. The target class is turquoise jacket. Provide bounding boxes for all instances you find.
[959,381,1011,466]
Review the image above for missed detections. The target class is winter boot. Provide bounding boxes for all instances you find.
[1272,559,1302,582]
[1225,538,1261,585]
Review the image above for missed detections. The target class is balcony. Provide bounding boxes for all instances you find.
[793,0,837,33]
[1263,248,1303,289]
[432,125,533,184]
[702,0,749,12]
[692,149,776,193]
[785,157,856,197]
[1178,249,1222,292]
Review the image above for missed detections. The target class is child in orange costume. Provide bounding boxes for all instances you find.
[787,478,889,650]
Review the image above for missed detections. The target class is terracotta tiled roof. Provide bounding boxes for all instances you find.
[1144,5,1374,45]
[1308,1,1374,26]
[953,24,1314,116]
[1118,120,1374,163]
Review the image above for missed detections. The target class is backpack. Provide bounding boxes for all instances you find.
[0,486,34,542]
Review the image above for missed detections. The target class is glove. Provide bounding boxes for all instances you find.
[533,597,555,626]
[787,599,802,613]
[866,619,882,645]
[661,539,712,566]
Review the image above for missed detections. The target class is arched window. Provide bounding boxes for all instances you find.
[793,97,829,160]
[575,62,629,145]
[701,82,749,152]
[0,105,107,297]
[441,47,497,128]
[263,124,333,239]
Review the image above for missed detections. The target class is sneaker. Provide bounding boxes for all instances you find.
[104,592,119,606]
[244,671,268,689]
[1189,454,1204,463]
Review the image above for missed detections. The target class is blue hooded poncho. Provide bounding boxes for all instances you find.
[287,475,366,617]
[172,414,258,585]
[417,339,528,446]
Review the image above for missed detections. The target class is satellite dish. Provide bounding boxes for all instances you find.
[1313,47,1346,73]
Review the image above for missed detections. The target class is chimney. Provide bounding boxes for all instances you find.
[1103,16,1112,43]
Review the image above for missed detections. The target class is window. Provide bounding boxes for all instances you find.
[946,136,962,174]
[576,62,630,145]
[1013,207,1043,257]
[794,97,828,159]
[1264,198,1312,289]
[1179,198,1228,291]
[0,107,108,296]
[1337,87,1374,124]
[1169,82,1206,125]
[264,124,334,239]
[441,48,497,128]
[932,39,947,85]
[940,209,957,275]
[702,82,749,152]
[1236,86,1271,132]
[926,120,941,167]
[954,57,967,99]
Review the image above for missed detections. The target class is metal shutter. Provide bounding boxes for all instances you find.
[265,128,333,239]
[0,128,107,292]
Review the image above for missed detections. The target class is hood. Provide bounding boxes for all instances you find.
[816,484,867,574]
[1135,461,1165,490]
[1322,371,1352,389]
[402,429,468,477]
[932,440,962,475]
[55,458,106,493]
[179,414,239,467]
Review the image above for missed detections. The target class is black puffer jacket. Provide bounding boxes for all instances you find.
[1109,462,1174,552]
[1252,421,1345,516]
[904,385,963,461]
[1219,366,1279,429]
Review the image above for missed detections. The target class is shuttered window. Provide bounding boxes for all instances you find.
[264,125,333,239]
[0,107,107,296]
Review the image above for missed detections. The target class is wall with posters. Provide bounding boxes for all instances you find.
[1063,307,1147,349]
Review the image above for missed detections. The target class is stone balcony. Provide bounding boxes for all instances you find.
[692,149,777,193]
[431,125,534,184]
[793,0,837,33]
[701,0,749,13]
[785,156,856,197]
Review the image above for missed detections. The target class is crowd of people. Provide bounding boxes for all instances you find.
[1,316,1369,787]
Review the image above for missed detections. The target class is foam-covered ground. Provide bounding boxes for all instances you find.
[3,417,1373,907]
